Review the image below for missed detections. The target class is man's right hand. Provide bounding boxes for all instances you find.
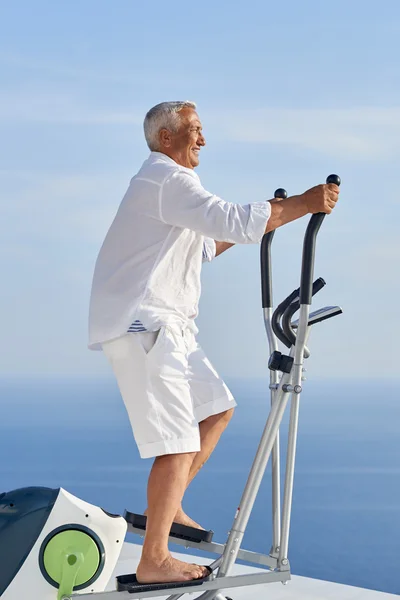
[302,183,340,215]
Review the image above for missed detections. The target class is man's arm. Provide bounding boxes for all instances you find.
[265,184,339,233]
[213,198,308,250]
[162,173,339,245]
[214,183,339,255]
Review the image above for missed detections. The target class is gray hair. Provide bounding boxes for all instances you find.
[144,101,197,151]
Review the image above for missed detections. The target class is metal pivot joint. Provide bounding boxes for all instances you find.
[282,384,302,394]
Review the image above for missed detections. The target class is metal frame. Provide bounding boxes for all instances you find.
[71,341,303,600]
[125,524,277,569]
[71,570,290,599]
[264,305,281,559]
[69,178,341,600]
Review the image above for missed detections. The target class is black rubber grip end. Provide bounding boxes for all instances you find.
[274,188,288,199]
[326,174,341,186]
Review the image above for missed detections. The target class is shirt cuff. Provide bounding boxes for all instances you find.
[245,201,272,243]
[202,237,217,262]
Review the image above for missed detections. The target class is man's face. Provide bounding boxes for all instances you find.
[159,108,206,169]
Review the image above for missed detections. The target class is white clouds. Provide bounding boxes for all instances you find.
[1,50,399,160]
[209,106,400,160]
[0,87,143,125]
[2,80,400,161]
[0,51,194,87]
[0,52,131,84]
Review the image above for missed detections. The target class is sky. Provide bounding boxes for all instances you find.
[1,0,399,380]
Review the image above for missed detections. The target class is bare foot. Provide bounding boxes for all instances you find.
[143,507,205,530]
[174,507,205,530]
[136,553,209,584]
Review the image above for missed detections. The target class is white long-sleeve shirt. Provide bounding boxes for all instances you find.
[88,152,271,350]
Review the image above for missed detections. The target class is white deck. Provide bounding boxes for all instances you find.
[108,542,397,600]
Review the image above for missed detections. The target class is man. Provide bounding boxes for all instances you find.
[88,101,339,585]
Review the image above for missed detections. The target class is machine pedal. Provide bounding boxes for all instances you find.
[116,567,213,593]
[124,511,214,544]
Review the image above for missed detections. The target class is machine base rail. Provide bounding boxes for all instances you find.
[126,522,277,569]
[124,511,214,544]
[69,569,290,599]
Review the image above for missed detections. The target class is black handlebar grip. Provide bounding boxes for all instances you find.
[326,174,341,186]
[260,187,288,308]
[274,188,288,200]
[299,174,341,305]
[272,286,301,348]
[282,277,326,345]
[282,301,300,348]
[260,233,275,308]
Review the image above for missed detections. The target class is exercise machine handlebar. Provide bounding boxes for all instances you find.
[281,277,325,346]
[260,188,288,309]
[271,286,300,348]
[282,299,301,348]
[299,174,341,305]
[272,278,326,348]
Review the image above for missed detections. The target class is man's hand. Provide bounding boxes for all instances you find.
[266,183,340,232]
[301,183,340,214]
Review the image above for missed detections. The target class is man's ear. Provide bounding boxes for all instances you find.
[159,128,172,148]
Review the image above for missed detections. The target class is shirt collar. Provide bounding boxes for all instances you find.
[149,151,179,166]
[148,152,199,179]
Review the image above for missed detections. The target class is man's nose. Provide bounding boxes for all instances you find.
[198,133,206,146]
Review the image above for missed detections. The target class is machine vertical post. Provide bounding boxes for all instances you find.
[264,308,281,556]
[260,187,287,558]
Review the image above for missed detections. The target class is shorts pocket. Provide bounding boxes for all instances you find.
[134,327,167,358]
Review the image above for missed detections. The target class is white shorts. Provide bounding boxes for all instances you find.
[102,323,236,459]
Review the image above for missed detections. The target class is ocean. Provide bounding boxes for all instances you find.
[0,376,399,595]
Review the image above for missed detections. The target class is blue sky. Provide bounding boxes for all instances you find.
[1,0,399,379]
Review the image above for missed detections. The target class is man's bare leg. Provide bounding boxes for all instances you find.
[189,408,235,484]
[141,406,235,564]
[174,408,235,529]
[136,452,209,584]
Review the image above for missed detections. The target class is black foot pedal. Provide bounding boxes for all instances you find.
[116,567,213,593]
[124,510,214,544]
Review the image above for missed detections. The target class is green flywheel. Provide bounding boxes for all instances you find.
[40,527,103,600]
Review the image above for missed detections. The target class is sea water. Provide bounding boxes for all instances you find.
[0,376,399,595]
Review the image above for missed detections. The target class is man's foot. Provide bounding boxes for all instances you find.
[143,507,205,530]
[136,553,209,584]
[174,507,205,530]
